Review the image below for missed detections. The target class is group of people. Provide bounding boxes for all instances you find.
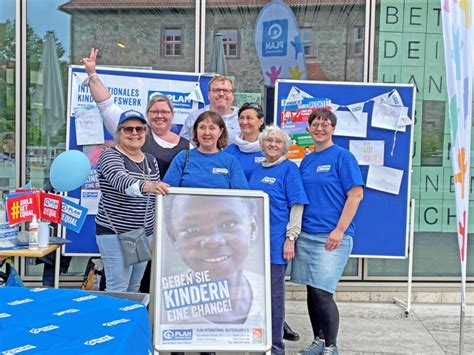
[82,48,364,355]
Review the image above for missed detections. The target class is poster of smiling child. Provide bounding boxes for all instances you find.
[153,189,271,352]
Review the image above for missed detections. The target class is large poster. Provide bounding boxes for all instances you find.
[153,188,271,352]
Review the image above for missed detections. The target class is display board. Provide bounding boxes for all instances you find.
[64,66,213,255]
[274,80,415,258]
[153,188,272,352]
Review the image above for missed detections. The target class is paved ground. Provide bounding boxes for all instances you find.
[157,300,473,354]
[284,300,473,354]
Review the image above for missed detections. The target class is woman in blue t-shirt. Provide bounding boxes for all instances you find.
[248,126,308,355]
[225,102,265,180]
[292,109,364,355]
[164,111,248,189]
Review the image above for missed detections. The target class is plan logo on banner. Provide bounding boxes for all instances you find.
[61,199,87,233]
[149,90,193,110]
[254,0,307,85]
[262,19,288,57]
[39,192,62,224]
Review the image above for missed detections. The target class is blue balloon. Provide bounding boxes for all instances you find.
[50,150,91,192]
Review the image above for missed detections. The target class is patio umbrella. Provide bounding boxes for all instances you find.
[31,31,65,165]
[208,33,228,76]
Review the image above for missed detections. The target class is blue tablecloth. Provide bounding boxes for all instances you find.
[0,287,152,354]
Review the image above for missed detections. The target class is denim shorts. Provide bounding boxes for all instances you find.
[290,232,353,294]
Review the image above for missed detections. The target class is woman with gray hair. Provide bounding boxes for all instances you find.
[249,126,308,355]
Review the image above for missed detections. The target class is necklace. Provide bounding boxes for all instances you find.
[133,157,150,182]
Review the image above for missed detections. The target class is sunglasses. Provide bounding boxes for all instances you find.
[120,126,147,134]
[240,102,264,115]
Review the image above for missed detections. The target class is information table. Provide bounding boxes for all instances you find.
[0,245,61,288]
[0,287,152,354]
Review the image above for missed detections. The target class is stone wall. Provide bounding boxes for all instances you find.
[68,5,365,95]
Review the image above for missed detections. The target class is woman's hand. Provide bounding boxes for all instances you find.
[81,48,99,76]
[283,239,295,261]
[143,181,170,195]
[325,228,344,250]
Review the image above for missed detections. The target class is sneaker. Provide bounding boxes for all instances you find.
[298,337,325,355]
[323,344,339,355]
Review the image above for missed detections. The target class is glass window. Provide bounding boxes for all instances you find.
[218,28,239,58]
[349,26,364,57]
[301,26,316,58]
[371,0,474,279]
[162,27,183,57]
[0,0,16,193]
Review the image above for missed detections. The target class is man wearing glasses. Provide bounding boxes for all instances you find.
[179,76,240,144]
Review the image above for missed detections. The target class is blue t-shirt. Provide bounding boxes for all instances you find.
[300,144,364,236]
[225,144,265,181]
[249,160,308,264]
[164,149,249,189]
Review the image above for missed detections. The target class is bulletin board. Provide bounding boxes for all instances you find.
[274,80,415,258]
[63,66,213,255]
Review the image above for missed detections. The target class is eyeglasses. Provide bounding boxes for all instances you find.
[210,88,233,95]
[148,110,172,117]
[308,121,332,130]
[120,126,147,134]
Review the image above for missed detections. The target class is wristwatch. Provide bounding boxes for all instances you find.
[286,235,296,241]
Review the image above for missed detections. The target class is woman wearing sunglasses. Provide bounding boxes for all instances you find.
[82,48,190,294]
[95,110,169,293]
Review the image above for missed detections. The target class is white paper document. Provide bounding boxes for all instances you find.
[80,189,101,215]
[366,165,404,195]
[334,111,368,138]
[371,103,407,132]
[349,140,385,166]
[75,107,105,145]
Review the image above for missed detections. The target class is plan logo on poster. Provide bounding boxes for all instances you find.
[162,329,193,341]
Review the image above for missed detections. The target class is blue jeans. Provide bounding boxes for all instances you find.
[271,263,288,355]
[95,233,151,292]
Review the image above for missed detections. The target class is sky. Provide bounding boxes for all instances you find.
[1,0,71,60]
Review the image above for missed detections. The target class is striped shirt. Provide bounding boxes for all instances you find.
[95,147,160,236]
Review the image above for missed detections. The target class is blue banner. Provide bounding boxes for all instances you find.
[61,198,87,233]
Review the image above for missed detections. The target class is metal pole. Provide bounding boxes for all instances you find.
[459,302,465,354]
[393,198,415,316]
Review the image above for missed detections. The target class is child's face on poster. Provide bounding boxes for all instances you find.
[169,196,257,280]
